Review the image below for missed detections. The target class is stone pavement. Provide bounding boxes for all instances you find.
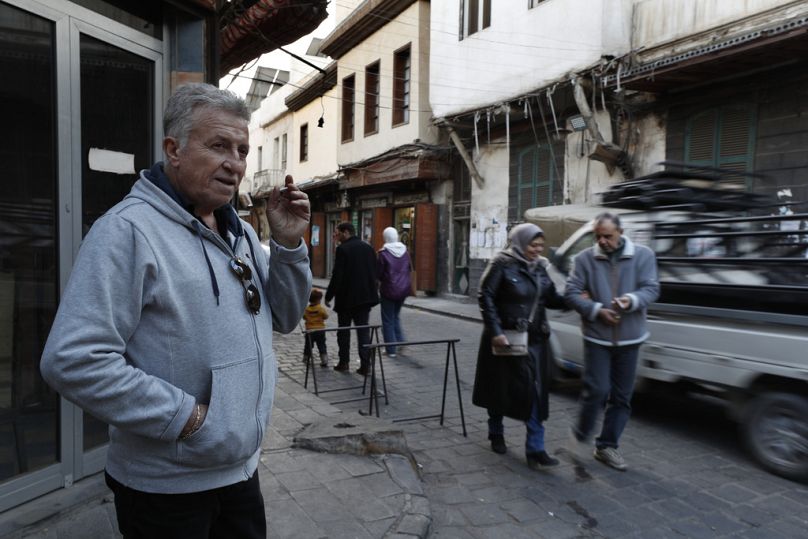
[287,279,808,538]
[1,368,430,539]
[4,281,808,538]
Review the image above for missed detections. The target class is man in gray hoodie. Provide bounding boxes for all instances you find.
[564,212,659,471]
[40,83,311,538]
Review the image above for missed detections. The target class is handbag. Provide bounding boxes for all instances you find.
[492,329,529,356]
[491,282,541,357]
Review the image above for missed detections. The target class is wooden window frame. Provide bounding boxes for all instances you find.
[364,61,380,136]
[299,123,308,162]
[341,74,355,142]
[684,104,756,187]
[392,45,411,127]
[460,0,491,39]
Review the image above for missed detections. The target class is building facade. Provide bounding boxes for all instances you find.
[247,0,451,293]
[431,0,808,296]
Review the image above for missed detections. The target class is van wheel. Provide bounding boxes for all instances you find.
[743,392,808,481]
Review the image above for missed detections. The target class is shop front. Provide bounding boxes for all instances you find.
[306,148,449,292]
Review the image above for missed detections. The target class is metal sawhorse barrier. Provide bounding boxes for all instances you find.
[302,325,385,404]
[362,338,467,437]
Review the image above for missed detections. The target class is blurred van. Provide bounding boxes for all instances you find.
[527,166,808,481]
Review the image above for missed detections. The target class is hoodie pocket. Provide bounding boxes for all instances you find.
[178,357,261,469]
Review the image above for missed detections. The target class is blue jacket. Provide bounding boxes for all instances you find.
[40,170,311,494]
[564,236,659,346]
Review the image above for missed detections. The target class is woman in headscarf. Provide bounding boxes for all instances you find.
[472,223,566,469]
[377,227,413,357]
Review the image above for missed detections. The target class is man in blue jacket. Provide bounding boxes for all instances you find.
[41,83,311,538]
[565,212,659,471]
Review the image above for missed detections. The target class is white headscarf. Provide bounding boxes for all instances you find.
[381,227,407,258]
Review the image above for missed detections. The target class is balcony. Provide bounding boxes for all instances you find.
[251,169,285,197]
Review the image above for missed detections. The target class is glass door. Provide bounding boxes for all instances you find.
[0,0,162,512]
[69,15,161,479]
[0,0,60,493]
[77,31,155,458]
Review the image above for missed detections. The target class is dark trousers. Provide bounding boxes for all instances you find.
[105,470,266,539]
[380,297,405,355]
[336,306,371,369]
[303,330,327,357]
[574,342,640,449]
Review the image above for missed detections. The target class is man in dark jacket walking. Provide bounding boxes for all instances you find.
[325,222,379,374]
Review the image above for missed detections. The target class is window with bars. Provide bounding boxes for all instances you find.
[299,123,308,162]
[684,105,756,187]
[341,74,355,142]
[393,46,410,126]
[460,0,491,39]
[508,138,563,222]
[364,61,380,136]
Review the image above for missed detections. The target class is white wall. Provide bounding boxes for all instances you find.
[336,1,439,166]
[429,0,633,119]
[469,141,510,260]
[632,0,806,54]
[289,84,339,183]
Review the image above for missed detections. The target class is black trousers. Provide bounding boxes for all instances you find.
[105,470,266,539]
[336,306,371,369]
[303,330,327,357]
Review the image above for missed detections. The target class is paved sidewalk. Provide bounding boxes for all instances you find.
[311,278,482,324]
[1,373,429,539]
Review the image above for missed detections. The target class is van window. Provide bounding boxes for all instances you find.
[558,231,593,275]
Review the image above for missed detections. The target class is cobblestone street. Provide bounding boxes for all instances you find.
[273,305,808,538]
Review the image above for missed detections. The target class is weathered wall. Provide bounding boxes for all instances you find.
[429,0,633,119]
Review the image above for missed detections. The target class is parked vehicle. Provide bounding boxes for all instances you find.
[527,165,808,481]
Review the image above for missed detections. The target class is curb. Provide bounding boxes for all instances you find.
[380,455,431,538]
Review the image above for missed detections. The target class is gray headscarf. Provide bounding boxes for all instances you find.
[505,223,544,269]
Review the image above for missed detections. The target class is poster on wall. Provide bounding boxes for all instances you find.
[311,225,320,246]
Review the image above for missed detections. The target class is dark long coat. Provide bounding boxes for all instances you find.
[325,236,379,313]
[472,253,565,422]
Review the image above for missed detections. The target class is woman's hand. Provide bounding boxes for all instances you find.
[492,334,509,347]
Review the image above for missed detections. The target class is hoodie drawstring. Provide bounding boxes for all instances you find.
[192,220,220,305]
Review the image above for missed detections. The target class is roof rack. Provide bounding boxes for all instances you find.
[599,162,775,211]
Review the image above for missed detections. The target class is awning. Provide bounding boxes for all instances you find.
[220,0,328,73]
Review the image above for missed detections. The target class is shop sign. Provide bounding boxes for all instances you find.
[359,197,389,209]
[393,192,429,205]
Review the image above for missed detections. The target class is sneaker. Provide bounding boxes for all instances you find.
[526,451,559,469]
[488,434,507,455]
[386,353,397,358]
[333,362,350,372]
[593,447,627,471]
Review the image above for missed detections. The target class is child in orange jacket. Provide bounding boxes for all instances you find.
[303,288,329,366]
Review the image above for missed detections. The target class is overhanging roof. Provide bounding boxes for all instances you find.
[603,15,808,93]
[285,61,338,111]
[319,0,416,59]
[220,0,329,73]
